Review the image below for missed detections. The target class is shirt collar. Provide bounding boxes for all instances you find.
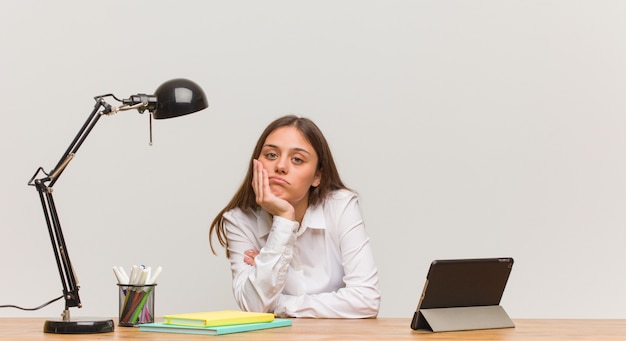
[299,203,326,235]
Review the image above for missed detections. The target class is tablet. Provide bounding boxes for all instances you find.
[410,257,514,332]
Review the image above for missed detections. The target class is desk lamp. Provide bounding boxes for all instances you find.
[27,78,208,334]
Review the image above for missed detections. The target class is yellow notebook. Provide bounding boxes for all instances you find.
[163,310,275,327]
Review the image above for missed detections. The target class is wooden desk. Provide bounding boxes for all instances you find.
[0,318,624,340]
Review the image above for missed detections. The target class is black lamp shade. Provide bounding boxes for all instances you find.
[153,78,208,119]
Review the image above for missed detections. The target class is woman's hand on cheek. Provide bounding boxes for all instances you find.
[252,160,295,221]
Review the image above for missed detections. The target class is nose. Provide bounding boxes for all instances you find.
[275,157,288,174]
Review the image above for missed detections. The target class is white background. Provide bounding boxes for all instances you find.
[1,1,625,319]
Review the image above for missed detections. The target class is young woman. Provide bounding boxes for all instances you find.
[209,115,380,318]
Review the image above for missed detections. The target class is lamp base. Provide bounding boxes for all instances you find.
[43,317,114,334]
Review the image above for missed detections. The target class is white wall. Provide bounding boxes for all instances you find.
[1,0,625,319]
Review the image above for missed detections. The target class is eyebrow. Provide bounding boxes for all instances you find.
[263,143,312,155]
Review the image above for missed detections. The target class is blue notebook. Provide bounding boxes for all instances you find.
[138,318,292,335]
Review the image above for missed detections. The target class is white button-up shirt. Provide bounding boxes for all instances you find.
[223,189,381,318]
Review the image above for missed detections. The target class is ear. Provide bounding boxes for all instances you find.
[312,171,322,188]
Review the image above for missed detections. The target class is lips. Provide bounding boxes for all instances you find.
[269,176,289,185]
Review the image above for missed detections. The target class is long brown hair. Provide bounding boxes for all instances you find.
[209,115,348,255]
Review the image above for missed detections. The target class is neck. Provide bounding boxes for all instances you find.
[292,198,309,224]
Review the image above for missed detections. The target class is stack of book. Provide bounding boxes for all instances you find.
[138,310,292,336]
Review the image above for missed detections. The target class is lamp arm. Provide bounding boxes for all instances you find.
[48,98,113,186]
[28,97,112,319]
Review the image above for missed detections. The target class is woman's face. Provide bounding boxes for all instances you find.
[258,126,321,209]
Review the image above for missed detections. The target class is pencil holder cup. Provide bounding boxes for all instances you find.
[117,284,156,327]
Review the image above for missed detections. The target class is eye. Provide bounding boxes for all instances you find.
[292,157,304,164]
[265,152,278,160]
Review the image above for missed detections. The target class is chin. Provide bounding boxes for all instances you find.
[270,188,287,198]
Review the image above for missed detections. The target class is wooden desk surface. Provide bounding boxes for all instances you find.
[0,318,624,340]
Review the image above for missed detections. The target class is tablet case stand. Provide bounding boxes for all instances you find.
[413,305,514,332]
